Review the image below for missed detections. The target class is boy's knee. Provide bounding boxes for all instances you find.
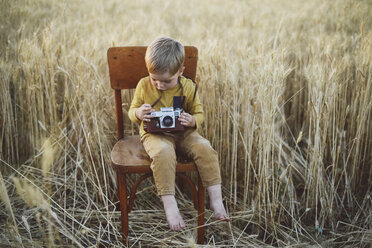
[151,143,176,162]
[191,140,216,156]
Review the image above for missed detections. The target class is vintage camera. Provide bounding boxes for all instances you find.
[145,107,184,133]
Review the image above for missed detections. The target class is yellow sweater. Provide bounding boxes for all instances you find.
[128,76,204,137]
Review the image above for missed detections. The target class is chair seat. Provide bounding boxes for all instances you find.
[111,135,197,174]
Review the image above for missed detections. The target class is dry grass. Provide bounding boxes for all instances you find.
[1,0,371,247]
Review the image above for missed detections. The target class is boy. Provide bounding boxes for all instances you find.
[128,37,229,231]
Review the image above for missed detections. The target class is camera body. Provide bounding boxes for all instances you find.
[145,107,184,133]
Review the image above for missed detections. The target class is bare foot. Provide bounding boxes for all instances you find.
[161,195,186,231]
[207,184,230,222]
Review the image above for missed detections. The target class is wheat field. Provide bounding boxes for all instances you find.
[1,0,371,247]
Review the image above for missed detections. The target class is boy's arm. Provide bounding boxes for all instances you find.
[188,92,204,129]
[128,80,144,124]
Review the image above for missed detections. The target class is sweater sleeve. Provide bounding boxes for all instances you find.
[128,79,144,124]
[188,89,204,129]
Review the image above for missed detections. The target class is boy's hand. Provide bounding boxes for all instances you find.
[179,112,196,128]
[135,104,155,122]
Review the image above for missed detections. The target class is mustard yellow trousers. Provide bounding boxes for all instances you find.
[141,129,221,195]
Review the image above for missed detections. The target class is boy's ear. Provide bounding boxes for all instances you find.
[179,66,185,76]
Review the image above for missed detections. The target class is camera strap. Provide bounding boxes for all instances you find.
[178,77,184,107]
[182,75,198,102]
[151,91,162,108]
[151,76,185,108]
[150,76,197,108]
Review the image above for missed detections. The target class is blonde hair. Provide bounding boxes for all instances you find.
[145,37,185,75]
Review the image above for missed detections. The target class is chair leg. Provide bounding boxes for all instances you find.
[115,173,121,211]
[118,173,129,246]
[197,174,205,244]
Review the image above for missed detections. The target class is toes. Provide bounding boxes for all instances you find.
[170,224,179,231]
[219,215,230,222]
[179,218,185,228]
[170,222,185,231]
[214,213,230,222]
[175,221,185,231]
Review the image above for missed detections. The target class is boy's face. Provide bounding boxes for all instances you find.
[149,67,184,91]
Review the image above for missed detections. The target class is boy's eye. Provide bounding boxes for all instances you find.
[152,78,171,84]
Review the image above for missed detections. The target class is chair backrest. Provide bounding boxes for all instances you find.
[107,46,198,139]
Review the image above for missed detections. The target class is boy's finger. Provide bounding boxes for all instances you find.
[144,107,155,112]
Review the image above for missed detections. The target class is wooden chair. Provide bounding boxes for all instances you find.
[107,46,205,245]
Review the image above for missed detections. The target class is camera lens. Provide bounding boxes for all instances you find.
[162,116,173,127]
